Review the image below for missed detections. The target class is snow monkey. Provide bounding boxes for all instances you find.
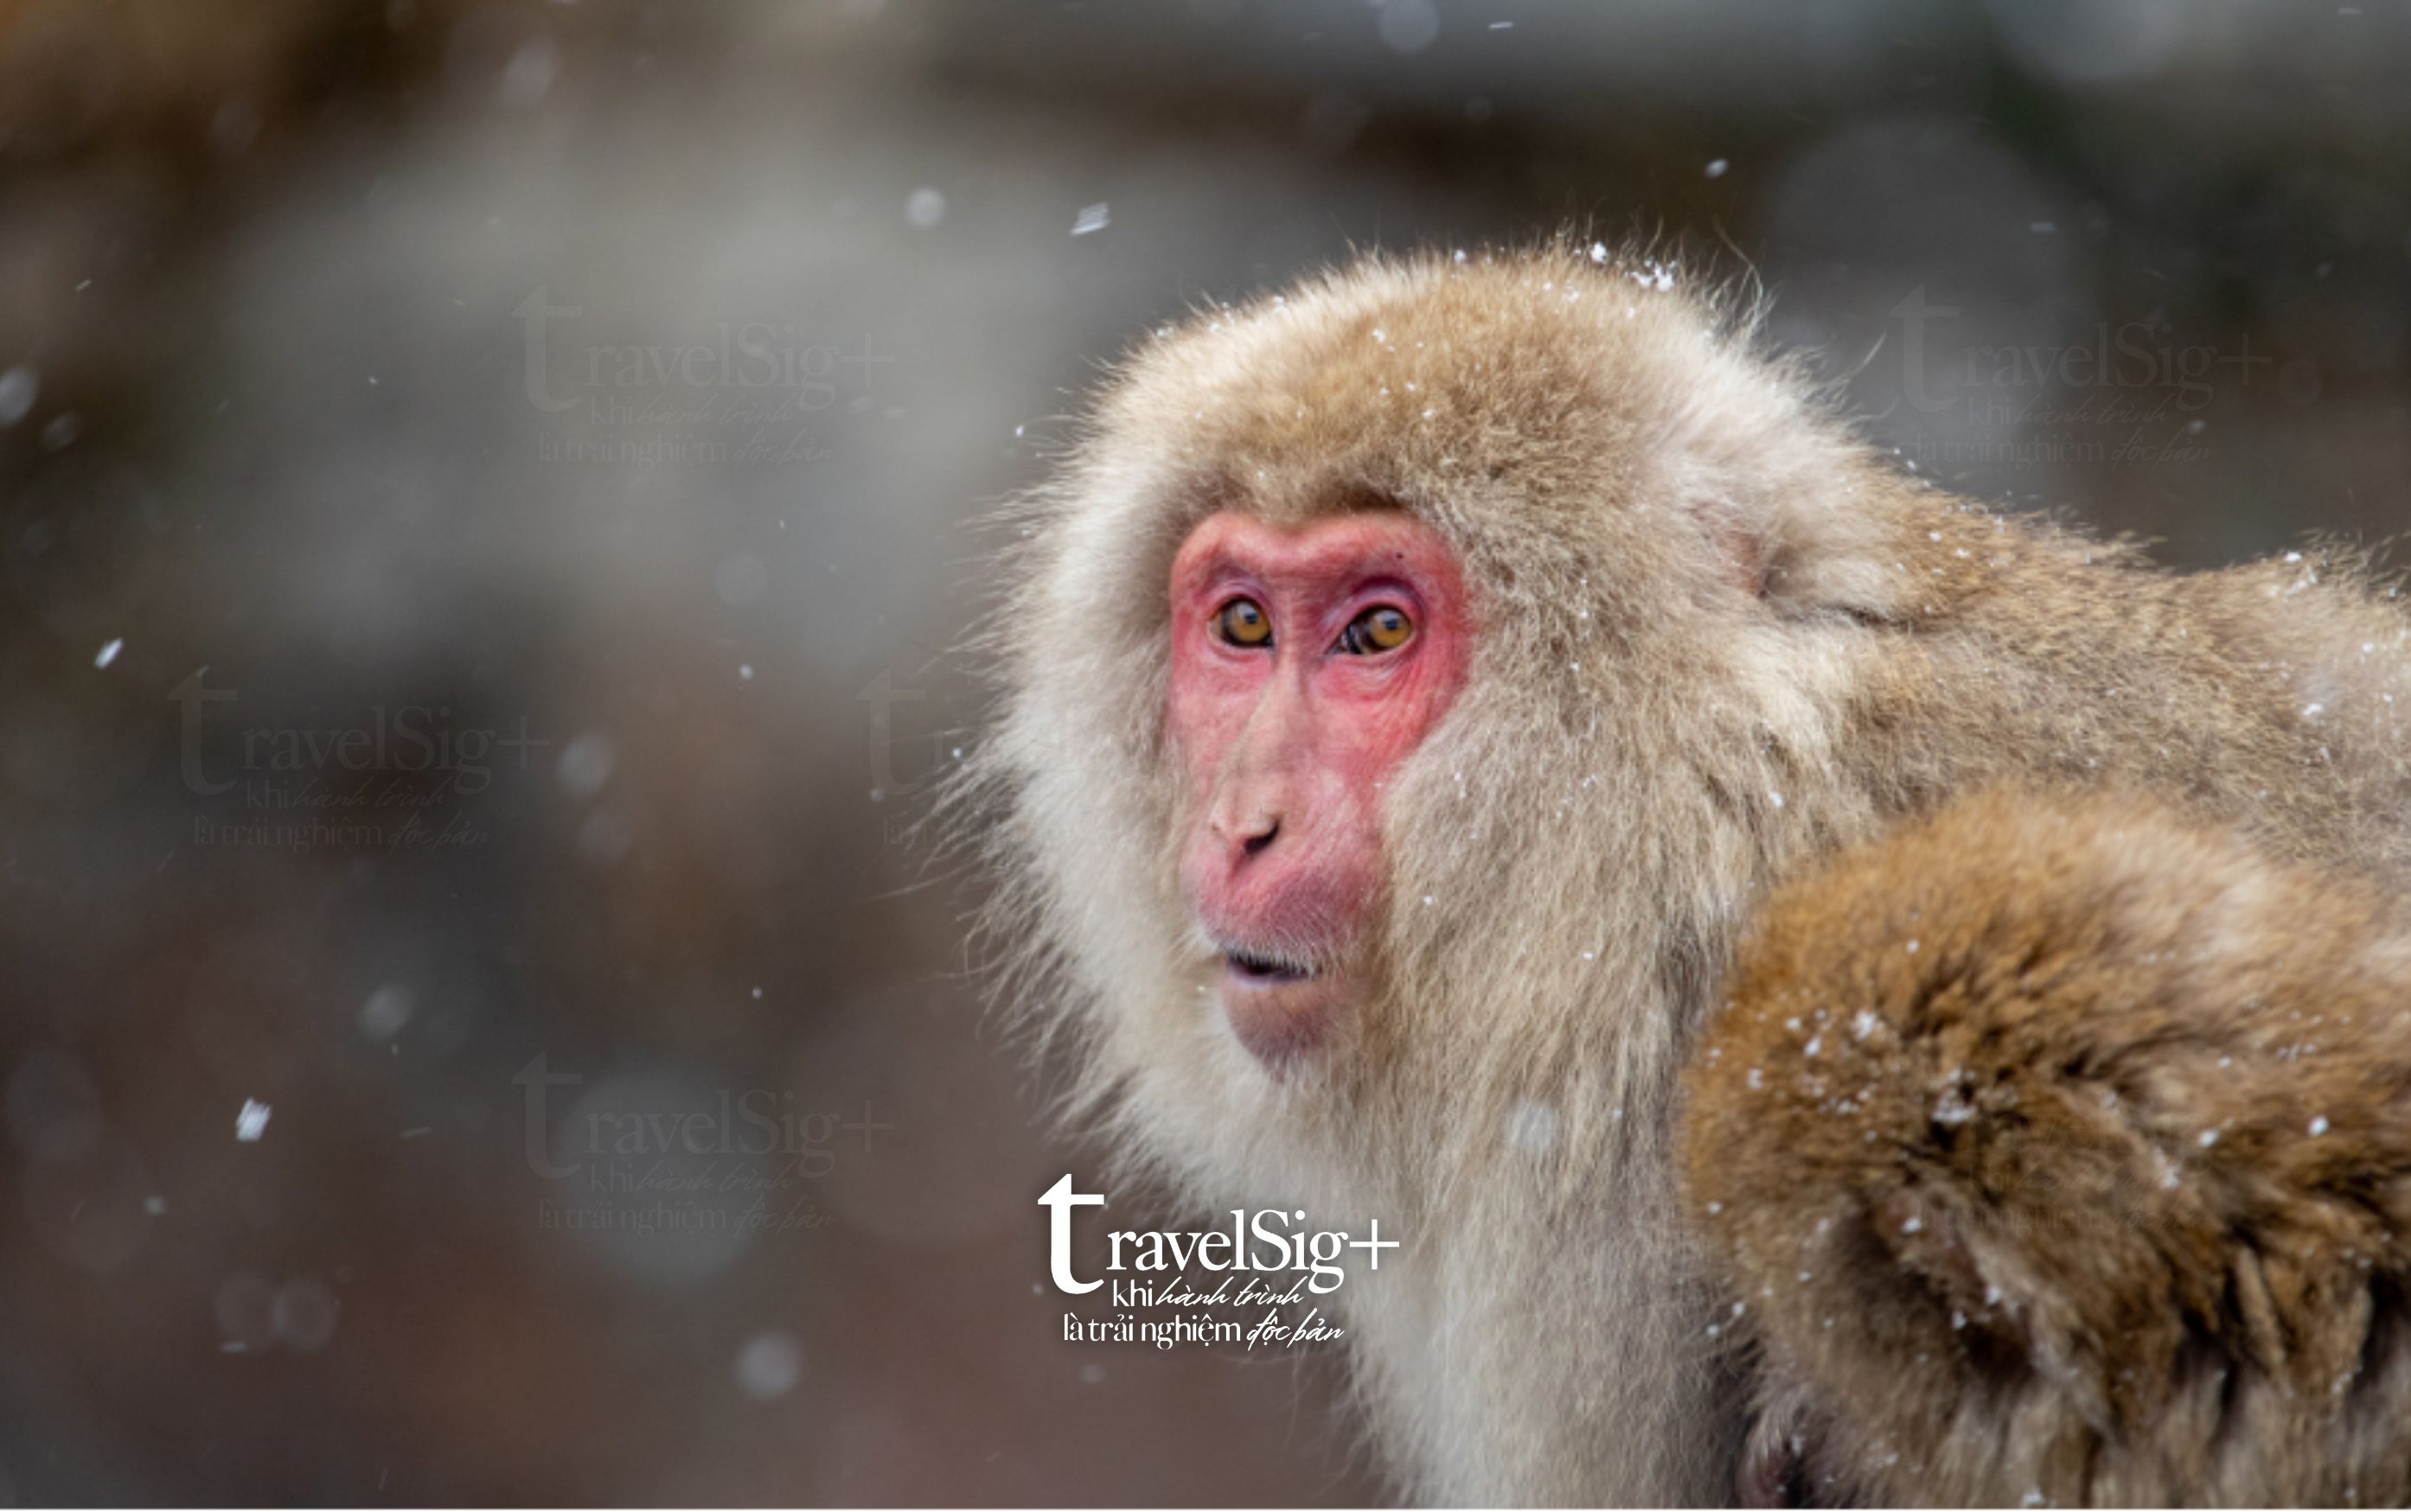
[958,239,2411,1505]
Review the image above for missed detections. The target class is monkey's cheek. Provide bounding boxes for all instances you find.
[1216,968,1347,1070]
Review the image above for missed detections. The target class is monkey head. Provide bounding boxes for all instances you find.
[962,240,1899,1228]
[1167,510,1470,1067]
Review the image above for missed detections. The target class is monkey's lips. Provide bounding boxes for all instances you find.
[1225,949,1314,985]
[1215,948,1344,1064]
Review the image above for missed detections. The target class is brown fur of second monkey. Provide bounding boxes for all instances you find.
[958,238,2411,1504]
[1684,792,2411,1507]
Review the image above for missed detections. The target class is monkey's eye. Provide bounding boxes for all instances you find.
[1337,604,1415,655]
[1214,597,1273,648]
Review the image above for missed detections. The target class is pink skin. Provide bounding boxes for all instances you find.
[1167,511,1470,1067]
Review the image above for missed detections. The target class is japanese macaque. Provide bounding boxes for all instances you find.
[957,239,2411,1505]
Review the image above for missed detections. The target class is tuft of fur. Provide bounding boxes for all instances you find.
[950,236,2411,1504]
[1684,791,2411,1506]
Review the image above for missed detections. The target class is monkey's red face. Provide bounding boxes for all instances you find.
[1167,511,1470,1066]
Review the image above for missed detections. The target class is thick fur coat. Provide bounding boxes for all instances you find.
[958,239,2411,1504]
[1685,793,2411,1506]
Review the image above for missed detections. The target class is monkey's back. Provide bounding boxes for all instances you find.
[1833,513,2411,888]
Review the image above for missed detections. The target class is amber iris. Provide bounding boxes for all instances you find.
[1215,597,1272,647]
[1339,605,1414,654]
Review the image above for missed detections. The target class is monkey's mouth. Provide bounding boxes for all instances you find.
[1214,944,1343,1067]
[1224,950,1317,986]
[1195,928,1346,1063]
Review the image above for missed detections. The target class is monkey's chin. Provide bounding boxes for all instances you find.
[1217,954,1345,1068]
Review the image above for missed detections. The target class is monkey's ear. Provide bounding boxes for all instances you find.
[1690,501,1772,601]
[1689,458,1928,624]
[1680,789,2411,1502]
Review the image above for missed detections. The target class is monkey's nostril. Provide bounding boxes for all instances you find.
[1242,820,1279,856]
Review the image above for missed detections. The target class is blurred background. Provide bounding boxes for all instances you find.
[0,0,2404,1502]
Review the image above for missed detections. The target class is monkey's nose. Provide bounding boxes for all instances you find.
[1212,806,1282,862]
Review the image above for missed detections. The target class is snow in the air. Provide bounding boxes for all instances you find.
[359,984,414,1040]
[1506,1100,1561,1154]
[736,1331,804,1399]
[558,733,615,796]
[1378,0,1439,54]
[0,366,35,427]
